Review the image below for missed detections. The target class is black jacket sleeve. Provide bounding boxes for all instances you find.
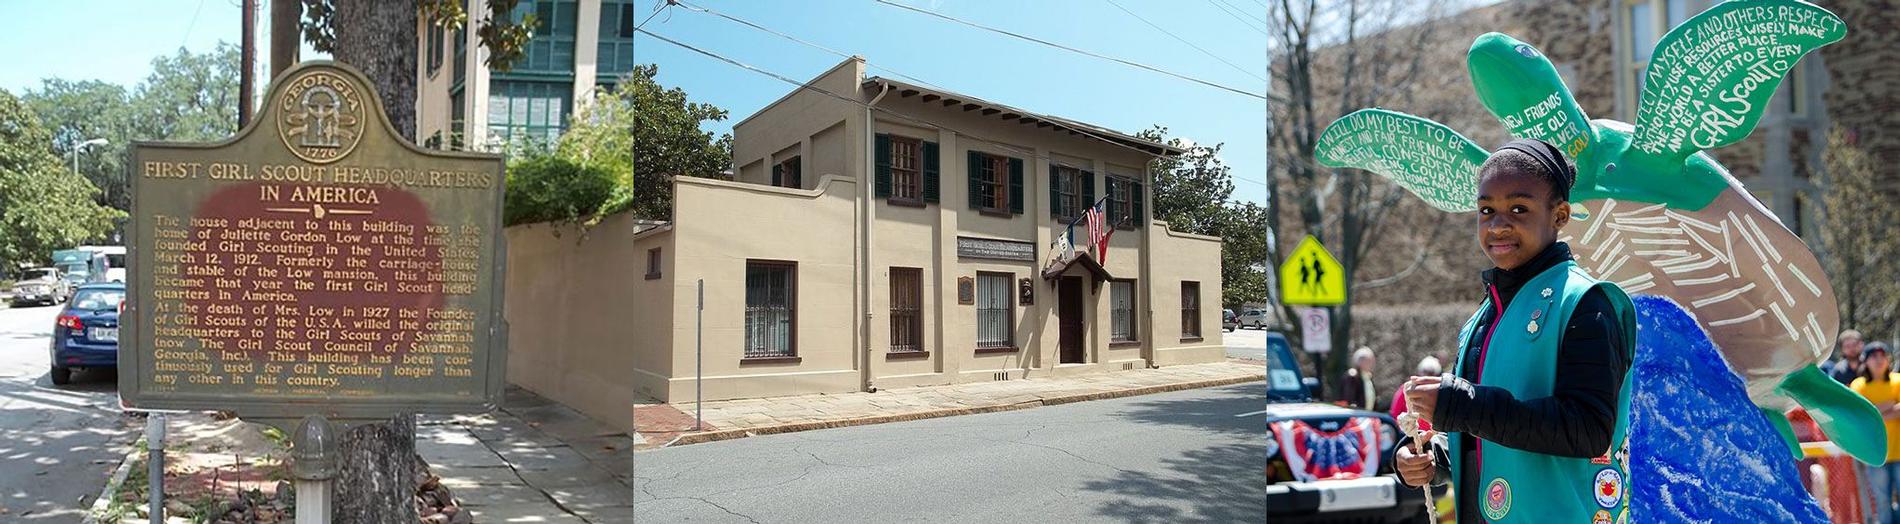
[1394,432,1453,488]
[1431,287,1628,458]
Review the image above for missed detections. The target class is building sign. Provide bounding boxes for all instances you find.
[957,236,1035,262]
[121,62,507,421]
[958,277,975,305]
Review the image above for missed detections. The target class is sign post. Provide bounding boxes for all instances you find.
[124,61,507,517]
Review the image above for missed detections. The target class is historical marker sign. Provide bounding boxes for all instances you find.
[957,236,1036,262]
[122,62,507,421]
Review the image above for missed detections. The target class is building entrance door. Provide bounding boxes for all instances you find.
[1059,277,1086,364]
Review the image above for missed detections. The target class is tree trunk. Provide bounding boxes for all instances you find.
[328,2,420,522]
[332,0,419,142]
[270,0,301,78]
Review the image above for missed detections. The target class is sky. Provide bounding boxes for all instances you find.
[633,0,1270,204]
[0,0,1268,204]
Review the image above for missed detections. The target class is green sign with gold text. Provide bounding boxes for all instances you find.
[121,62,507,421]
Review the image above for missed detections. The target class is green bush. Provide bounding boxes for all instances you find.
[503,155,614,227]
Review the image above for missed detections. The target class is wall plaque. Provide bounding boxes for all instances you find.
[1018,278,1034,306]
[957,236,1035,262]
[122,62,507,423]
[958,277,975,305]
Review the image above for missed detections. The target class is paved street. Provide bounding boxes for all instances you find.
[0,304,139,521]
[1224,327,1268,361]
[632,382,1265,523]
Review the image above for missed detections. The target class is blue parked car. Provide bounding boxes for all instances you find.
[48,283,124,386]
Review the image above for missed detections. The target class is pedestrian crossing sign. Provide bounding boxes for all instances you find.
[1280,235,1345,305]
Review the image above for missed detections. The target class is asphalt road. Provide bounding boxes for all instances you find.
[633,382,1265,523]
[0,303,139,521]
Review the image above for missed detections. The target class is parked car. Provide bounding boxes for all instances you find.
[1223,309,1239,332]
[1239,309,1272,329]
[10,267,68,307]
[1267,331,1429,523]
[48,283,124,386]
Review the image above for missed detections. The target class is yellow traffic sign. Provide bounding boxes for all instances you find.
[1280,235,1345,305]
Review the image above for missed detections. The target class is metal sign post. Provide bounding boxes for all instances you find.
[696,279,704,431]
[146,413,165,523]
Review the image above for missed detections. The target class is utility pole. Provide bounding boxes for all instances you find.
[239,0,256,126]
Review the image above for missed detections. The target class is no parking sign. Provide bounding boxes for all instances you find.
[1301,307,1331,354]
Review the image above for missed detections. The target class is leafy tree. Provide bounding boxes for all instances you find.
[1821,127,1900,341]
[555,80,633,218]
[631,64,733,220]
[26,45,240,212]
[1140,126,1268,308]
[0,89,123,269]
[504,155,614,226]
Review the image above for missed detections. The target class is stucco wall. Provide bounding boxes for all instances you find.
[502,212,672,431]
[1149,221,1226,366]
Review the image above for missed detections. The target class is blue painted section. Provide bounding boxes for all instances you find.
[1627,295,1826,522]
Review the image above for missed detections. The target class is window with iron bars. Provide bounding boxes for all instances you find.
[890,267,923,353]
[977,273,1013,348]
[1111,280,1137,343]
[745,261,797,359]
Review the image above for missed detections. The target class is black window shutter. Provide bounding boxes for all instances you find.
[1049,166,1062,218]
[1132,181,1145,227]
[874,134,891,198]
[922,141,939,203]
[968,151,983,210]
[771,162,783,187]
[1008,157,1024,214]
[1082,171,1096,214]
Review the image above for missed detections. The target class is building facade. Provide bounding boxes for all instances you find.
[414,0,638,150]
[502,58,1226,424]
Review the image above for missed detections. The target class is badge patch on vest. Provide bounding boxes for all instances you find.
[1593,509,1613,524]
[1594,468,1623,508]
[1484,477,1512,520]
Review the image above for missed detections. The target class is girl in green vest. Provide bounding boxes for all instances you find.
[1395,138,1637,523]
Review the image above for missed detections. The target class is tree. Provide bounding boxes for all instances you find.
[1269,0,1450,394]
[0,89,123,269]
[557,79,634,218]
[631,64,733,220]
[1821,127,1900,341]
[26,45,241,212]
[1139,126,1269,308]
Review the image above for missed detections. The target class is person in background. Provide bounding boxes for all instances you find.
[1827,329,1866,386]
[1335,347,1377,411]
[1391,356,1444,430]
[1851,341,1900,523]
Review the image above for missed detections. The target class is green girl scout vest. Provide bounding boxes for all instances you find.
[1449,260,1637,523]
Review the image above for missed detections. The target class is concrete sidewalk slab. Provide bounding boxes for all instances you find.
[646,360,1263,449]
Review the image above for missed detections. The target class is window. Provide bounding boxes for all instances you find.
[890,268,923,353]
[427,21,445,74]
[745,261,797,359]
[451,4,467,86]
[509,0,578,73]
[1111,280,1137,343]
[976,273,1013,348]
[1051,166,1089,221]
[645,248,661,280]
[1181,281,1202,339]
[597,1,637,78]
[448,90,466,150]
[487,80,572,146]
[975,153,1009,212]
[772,156,802,189]
[890,136,922,201]
[1105,176,1144,229]
[1621,0,1695,120]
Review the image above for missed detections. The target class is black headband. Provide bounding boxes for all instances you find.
[1496,138,1575,201]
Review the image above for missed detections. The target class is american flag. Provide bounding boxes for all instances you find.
[1085,203,1108,262]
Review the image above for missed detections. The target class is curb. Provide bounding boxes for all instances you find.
[82,438,143,524]
[660,374,1263,448]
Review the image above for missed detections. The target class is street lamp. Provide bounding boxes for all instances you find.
[70,137,107,175]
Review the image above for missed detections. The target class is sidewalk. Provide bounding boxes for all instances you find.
[422,388,638,524]
[632,360,1262,449]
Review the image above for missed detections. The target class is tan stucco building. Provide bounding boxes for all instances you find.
[502,58,1226,427]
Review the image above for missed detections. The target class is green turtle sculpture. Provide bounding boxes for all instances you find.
[1314,0,1882,465]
